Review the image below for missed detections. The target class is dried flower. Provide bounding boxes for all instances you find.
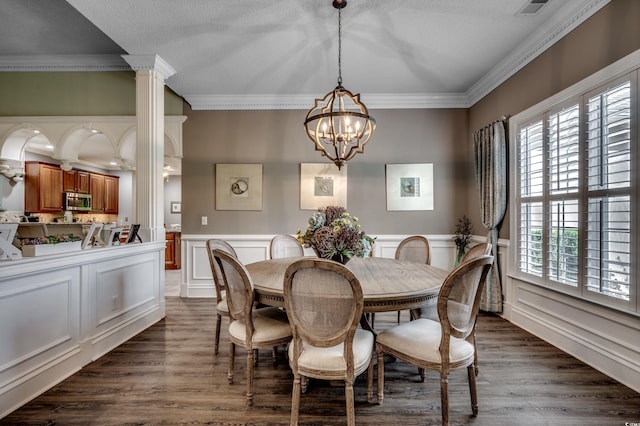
[296,206,375,262]
[453,215,473,250]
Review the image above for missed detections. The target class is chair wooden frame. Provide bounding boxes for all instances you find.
[205,239,238,355]
[461,242,492,264]
[212,249,292,405]
[269,234,304,259]
[284,258,376,426]
[376,255,494,426]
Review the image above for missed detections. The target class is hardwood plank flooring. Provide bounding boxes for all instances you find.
[2,298,639,425]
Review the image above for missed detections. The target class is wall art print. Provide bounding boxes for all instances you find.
[215,163,263,210]
[300,163,347,210]
[386,163,434,211]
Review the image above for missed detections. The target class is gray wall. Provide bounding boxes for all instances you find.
[181,107,471,236]
[468,0,640,239]
[164,175,182,227]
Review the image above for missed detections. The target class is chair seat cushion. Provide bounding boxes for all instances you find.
[217,298,229,315]
[376,318,474,364]
[229,307,292,344]
[288,328,374,376]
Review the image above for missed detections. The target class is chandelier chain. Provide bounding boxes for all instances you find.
[337,6,342,86]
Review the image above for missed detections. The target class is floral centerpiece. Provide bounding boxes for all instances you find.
[453,215,473,265]
[296,206,375,264]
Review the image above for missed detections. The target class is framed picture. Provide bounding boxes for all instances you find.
[82,223,104,249]
[170,201,181,213]
[300,163,347,210]
[106,228,123,246]
[126,224,142,244]
[386,163,434,211]
[215,164,263,210]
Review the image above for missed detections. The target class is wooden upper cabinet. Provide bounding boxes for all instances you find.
[63,170,90,193]
[25,162,63,213]
[90,173,105,212]
[24,162,119,214]
[104,175,119,214]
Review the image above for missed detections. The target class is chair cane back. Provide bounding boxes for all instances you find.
[283,258,376,426]
[269,234,304,259]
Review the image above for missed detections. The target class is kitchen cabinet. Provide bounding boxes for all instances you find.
[104,175,119,214]
[63,170,89,193]
[24,162,119,214]
[25,162,63,212]
[165,232,181,269]
[89,173,105,212]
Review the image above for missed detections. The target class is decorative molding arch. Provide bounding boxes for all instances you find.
[0,116,187,170]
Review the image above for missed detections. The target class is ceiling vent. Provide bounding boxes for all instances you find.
[516,0,549,16]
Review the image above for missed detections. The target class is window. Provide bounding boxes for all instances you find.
[515,72,636,312]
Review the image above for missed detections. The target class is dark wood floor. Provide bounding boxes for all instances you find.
[3,297,639,425]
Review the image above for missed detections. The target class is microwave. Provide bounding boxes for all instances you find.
[64,192,92,211]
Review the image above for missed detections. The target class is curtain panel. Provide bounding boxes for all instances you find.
[473,120,507,312]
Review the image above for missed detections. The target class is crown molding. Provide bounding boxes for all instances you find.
[466,0,611,106]
[185,92,470,110]
[121,54,176,80]
[0,54,130,71]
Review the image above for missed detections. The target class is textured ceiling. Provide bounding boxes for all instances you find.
[0,0,610,171]
[2,0,610,109]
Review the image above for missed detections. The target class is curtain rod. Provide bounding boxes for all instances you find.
[474,115,510,135]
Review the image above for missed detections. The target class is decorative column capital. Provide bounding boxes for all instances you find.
[122,54,176,80]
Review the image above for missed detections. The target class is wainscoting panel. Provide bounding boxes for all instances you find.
[92,256,158,330]
[505,263,640,393]
[0,242,166,418]
[180,234,468,298]
[0,269,80,384]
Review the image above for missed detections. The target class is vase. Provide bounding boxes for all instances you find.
[454,246,466,267]
[330,253,351,265]
[312,246,351,265]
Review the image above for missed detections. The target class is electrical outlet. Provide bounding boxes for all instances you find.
[111,295,118,311]
[201,216,208,225]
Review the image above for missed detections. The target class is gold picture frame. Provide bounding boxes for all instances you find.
[215,164,263,210]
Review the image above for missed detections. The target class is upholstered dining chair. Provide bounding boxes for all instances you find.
[269,234,304,259]
[205,239,238,355]
[376,255,494,426]
[283,258,376,426]
[412,242,492,375]
[395,235,431,264]
[212,249,292,406]
[382,235,432,325]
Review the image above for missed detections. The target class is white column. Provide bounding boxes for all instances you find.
[122,55,176,242]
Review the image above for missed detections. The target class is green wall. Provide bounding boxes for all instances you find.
[0,71,183,116]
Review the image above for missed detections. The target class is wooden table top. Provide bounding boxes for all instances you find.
[245,256,448,313]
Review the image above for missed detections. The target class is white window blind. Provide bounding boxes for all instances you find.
[549,105,580,195]
[515,71,635,310]
[585,80,632,301]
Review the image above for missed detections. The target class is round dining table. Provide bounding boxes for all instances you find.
[245,255,448,314]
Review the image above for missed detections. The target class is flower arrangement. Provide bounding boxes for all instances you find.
[296,206,375,264]
[453,215,473,265]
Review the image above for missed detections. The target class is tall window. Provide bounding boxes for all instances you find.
[516,73,636,311]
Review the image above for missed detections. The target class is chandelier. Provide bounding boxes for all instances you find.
[304,0,376,170]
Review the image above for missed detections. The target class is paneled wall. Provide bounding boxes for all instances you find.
[0,243,166,418]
